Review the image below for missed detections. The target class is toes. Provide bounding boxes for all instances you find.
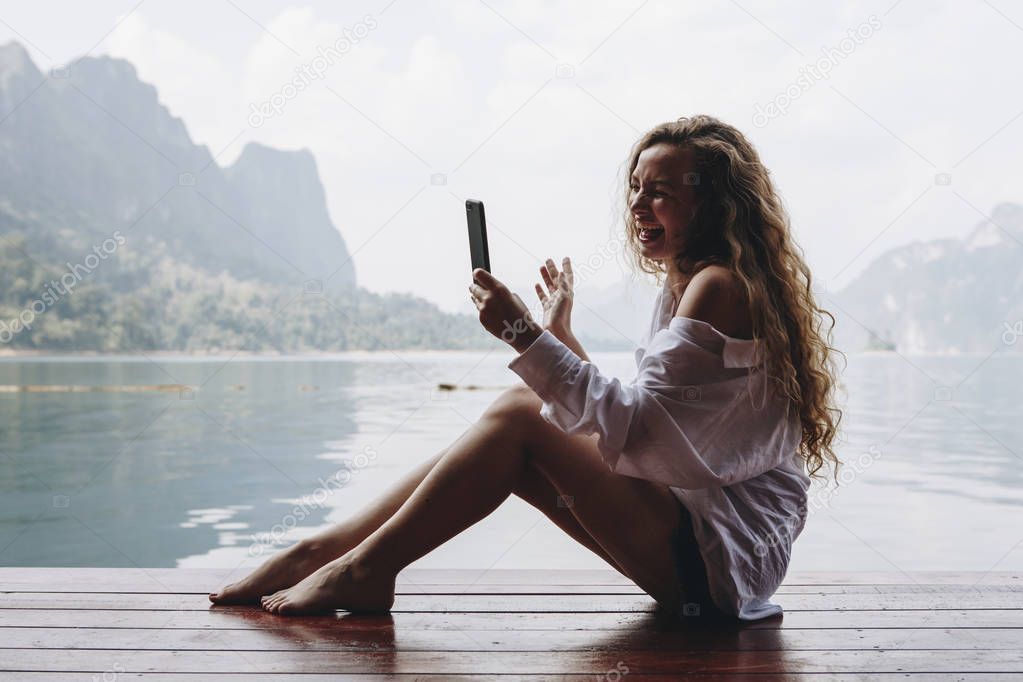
[210,582,251,605]
[261,593,285,614]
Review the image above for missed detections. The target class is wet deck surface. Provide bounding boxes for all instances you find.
[0,567,1021,679]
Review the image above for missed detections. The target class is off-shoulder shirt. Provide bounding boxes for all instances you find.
[506,278,810,620]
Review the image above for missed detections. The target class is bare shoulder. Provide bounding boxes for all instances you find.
[673,265,753,340]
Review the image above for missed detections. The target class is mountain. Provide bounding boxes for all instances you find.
[2,40,1019,355]
[0,41,355,291]
[571,202,1023,357]
[0,41,496,352]
[224,143,354,288]
[829,202,1023,354]
[571,278,660,351]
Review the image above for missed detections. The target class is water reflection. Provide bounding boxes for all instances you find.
[0,352,1020,571]
[206,605,789,675]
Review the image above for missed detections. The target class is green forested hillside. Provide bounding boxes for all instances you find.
[0,233,491,352]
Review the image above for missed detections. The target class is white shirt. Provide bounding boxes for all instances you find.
[506,278,810,620]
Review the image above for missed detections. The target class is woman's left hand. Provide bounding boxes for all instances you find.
[469,268,542,352]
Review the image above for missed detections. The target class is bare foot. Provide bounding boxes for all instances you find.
[209,541,327,605]
[260,552,395,616]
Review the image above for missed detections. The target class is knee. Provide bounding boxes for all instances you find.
[483,383,541,427]
[505,382,537,404]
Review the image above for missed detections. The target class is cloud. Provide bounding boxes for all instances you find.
[103,13,241,157]
[8,0,1019,312]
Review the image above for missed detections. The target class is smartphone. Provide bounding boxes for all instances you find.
[466,199,491,278]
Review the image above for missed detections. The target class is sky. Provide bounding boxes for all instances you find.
[2,0,1021,313]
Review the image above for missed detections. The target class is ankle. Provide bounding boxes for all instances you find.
[344,549,391,581]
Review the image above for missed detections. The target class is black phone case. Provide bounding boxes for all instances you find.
[466,199,490,275]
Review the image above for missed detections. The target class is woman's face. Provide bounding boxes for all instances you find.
[628,142,701,263]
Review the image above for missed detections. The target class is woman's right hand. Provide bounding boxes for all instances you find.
[535,257,574,335]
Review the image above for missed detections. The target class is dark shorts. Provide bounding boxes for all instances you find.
[669,499,732,622]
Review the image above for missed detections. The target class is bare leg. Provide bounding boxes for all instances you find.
[210,447,447,604]
[259,386,679,616]
[258,407,529,614]
[213,425,622,604]
[512,456,626,574]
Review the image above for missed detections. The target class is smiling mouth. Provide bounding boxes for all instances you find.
[637,223,665,243]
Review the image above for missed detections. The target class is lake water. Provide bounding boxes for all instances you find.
[0,350,1020,576]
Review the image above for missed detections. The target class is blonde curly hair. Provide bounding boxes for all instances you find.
[619,114,845,484]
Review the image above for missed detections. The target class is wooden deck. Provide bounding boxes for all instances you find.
[0,568,1020,679]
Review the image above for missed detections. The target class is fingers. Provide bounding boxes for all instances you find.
[468,282,485,308]
[539,263,554,292]
[472,268,500,290]
[541,257,573,292]
[534,282,548,302]
[545,258,560,282]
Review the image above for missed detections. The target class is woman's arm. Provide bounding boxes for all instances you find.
[475,263,796,490]
[548,325,589,362]
[507,327,798,490]
[472,266,796,490]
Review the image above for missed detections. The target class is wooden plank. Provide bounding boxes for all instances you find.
[0,625,1020,652]
[0,567,1019,590]
[4,674,1023,681]
[0,648,1021,674]
[0,567,643,589]
[0,608,1020,630]
[0,676,614,682]
[6,582,660,595]
[0,569,1017,678]
[2,591,1021,611]
[2,580,1020,596]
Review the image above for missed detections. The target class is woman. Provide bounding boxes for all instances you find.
[209,114,844,620]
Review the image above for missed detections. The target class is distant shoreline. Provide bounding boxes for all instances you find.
[0,348,1011,360]
[0,348,505,359]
